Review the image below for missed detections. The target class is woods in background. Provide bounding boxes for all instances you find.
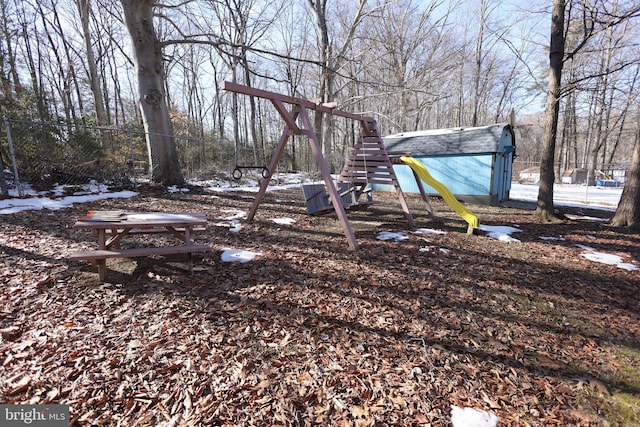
[0,0,638,211]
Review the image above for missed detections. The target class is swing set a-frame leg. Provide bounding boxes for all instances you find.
[247,121,294,222]
[246,106,359,251]
[299,107,358,250]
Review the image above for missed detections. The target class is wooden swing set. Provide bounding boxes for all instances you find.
[222,81,415,250]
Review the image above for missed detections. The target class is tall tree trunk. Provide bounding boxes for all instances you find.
[77,0,108,127]
[241,60,260,166]
[51,4,84,123]
[563,58,577,169]
[471,0,487,127]
[587,20,614,184]
[0,0,21,98]
[36,2,76,125]
[610,129,640,230]
[534,0,566,222]
[307,0,332,169]
[608,65,638,166]
[120,0,183,185]
[22,24,47,122]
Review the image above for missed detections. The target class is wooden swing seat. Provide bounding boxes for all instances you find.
[302,182,373,215]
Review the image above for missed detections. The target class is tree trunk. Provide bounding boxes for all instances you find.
[471,0,487,127]
[120,0,183,186]
[0,150,8,196]
[307,0,332,170]
[587,21,614,185]
[609,66,639,167]
[22,25,48,122]
[77,0,108,128]
[534,0,566,222]
[610,129,640,230]
[0,0,21,97]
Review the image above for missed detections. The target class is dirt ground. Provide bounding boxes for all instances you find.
[1,186,639,426]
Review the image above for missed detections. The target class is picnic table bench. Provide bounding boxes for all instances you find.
[70,211,210,281]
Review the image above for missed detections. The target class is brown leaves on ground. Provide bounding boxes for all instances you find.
[1,188,639,426]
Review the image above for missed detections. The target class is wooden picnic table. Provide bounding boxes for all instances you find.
[70,211,210,281]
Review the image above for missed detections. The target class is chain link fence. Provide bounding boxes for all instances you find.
[513,160,629,185]
[0,119,236,196]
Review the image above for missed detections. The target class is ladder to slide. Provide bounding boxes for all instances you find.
[338,121,415,227]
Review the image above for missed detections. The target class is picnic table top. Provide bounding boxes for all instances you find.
[73,211,207,229]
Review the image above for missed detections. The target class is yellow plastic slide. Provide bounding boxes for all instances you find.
[400,156,480,230]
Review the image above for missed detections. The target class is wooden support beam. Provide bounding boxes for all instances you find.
[271,99,300,133]
[247,111,298,221]
[298,106,358,250]
[222,81,373,123]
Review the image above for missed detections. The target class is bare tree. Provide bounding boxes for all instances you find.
[534,0,565,222]
[306,0,369,171]
[0,0,22,102]
[210,0,281,169]
[610,127,640,229]
[535,0,640,220]
[120,0,183,185]
[76,0,108,127]
[586,7,618,184]
[368,0,456,133]
[471,0,497,126]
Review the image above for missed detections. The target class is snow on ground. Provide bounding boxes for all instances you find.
[272,217,296,225]
[0,188,138,214]
[479,225,522,243]
[220,248,263,263]
[377,231,409,242]
[510,182,622,210]
[451,405,499,427]
[214,209,246,234]
[575,244,638,271]
[415,228,447,235]
[0,178,635,270]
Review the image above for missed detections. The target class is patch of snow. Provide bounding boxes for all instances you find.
[539,236,566,241]
[575,244,595,251]
[228,221,243,233]
[415,228,447,235]
[214,220,243,233]
[479,225,522,242]
[213,210,247,233]
[576,245,638,271]
[272,217,296,225]
[221,248,262,263]
[510,183,621,210]
[451,405,499,427]
[565,214,608,222]
[167,185,189,193]
[222,209,246,221]
[0,191,138,215]
[419,246,450,254]
[377,231,409,242]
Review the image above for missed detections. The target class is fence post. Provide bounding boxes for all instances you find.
[0,137,7,196]
[4,117,23,197]
[128,129,138,186]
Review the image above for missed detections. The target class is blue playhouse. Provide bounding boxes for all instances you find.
[379,123,516,206]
